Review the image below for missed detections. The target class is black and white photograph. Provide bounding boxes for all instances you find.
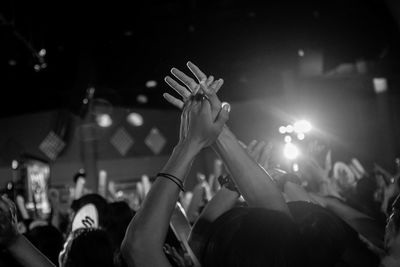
[1,1,400,266]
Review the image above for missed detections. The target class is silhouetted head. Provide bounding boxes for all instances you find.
[59,228,114,267]
[108,201,135,250]
[288,201,379,267]
[26,225,64,265]
[202,207,307,267]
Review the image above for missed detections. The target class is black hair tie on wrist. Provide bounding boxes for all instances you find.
[157,173,185,192]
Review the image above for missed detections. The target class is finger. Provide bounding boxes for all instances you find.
[163,93,184,109]
[202,91,222,119]
[238,140,247,149]
[171,68,198,91]
[164,76,191,99]
[206,76,214,87]
[187,61,207,82]
[259,143,272,168]
[246,140,257,154]
[252,141,267,161]
[209,78,224,94]
[215,103,230,128]
[215,78,224,93]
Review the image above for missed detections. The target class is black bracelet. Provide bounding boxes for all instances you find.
[157,173,185,192]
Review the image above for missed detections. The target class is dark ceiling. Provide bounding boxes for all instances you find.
[0,0,399,117]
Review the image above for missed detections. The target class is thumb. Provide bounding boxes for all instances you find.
[215,103,230,128]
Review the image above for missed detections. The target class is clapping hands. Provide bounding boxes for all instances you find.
[179,89,230,149]
[167,62,230,149]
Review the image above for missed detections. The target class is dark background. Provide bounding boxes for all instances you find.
[1,0,399,116]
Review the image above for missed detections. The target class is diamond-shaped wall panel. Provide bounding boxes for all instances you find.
[145,128,166,155]
[39,131,66,160]
[110,127,134,156]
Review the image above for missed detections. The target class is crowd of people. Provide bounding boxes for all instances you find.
[1,62,400,267]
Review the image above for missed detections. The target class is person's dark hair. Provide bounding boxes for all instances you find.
[288,201,347,267]
[25,225,64,266]
[60,228,114,267]
[288,201,379,267]
[201,207,307,267]
[108,201,135,250]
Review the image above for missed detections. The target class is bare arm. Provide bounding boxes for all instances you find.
[214,127,289,214]
[0,197,55,267]
[121,95,229,267]
[163,62,289,215]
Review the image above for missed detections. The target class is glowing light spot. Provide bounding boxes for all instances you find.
[137,94,148,104]
[284,143,299,160]
[284,135,292,143]
[96,114,113,127]
[279,126,286,134]
[297,133,305,140]
[145,80,157,88]
[11,160,18,170]
[373,78,387,94]
[293,163,299,172]
[39,49,47,57]
[127,112,144,127]
[294,120,312,133]
[286,125,294,133]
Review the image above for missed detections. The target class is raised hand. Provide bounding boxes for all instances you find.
[183,96,229,148]
[0,196,19,248]
[163,61,224,109]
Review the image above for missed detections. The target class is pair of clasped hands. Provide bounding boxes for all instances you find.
[163,61,230,149]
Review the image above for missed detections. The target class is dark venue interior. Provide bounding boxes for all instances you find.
[1,1,400,267]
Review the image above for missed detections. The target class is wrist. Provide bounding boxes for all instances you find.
[176,139,202,156]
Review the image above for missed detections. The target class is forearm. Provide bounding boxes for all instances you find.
[196,186,239,223]
[122,141,200,261]
[7,235,55,267]
[213,126,289,214]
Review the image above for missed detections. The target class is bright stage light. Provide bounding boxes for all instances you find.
[96,114,113,127]
[293,163,299,172]
[127,112,144,126]
[293,120,312,133]
[284,143,299,160]
[279,126,286,134]
[286,125,294,133]
[297,132,305,140]
[284,135,292,143]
